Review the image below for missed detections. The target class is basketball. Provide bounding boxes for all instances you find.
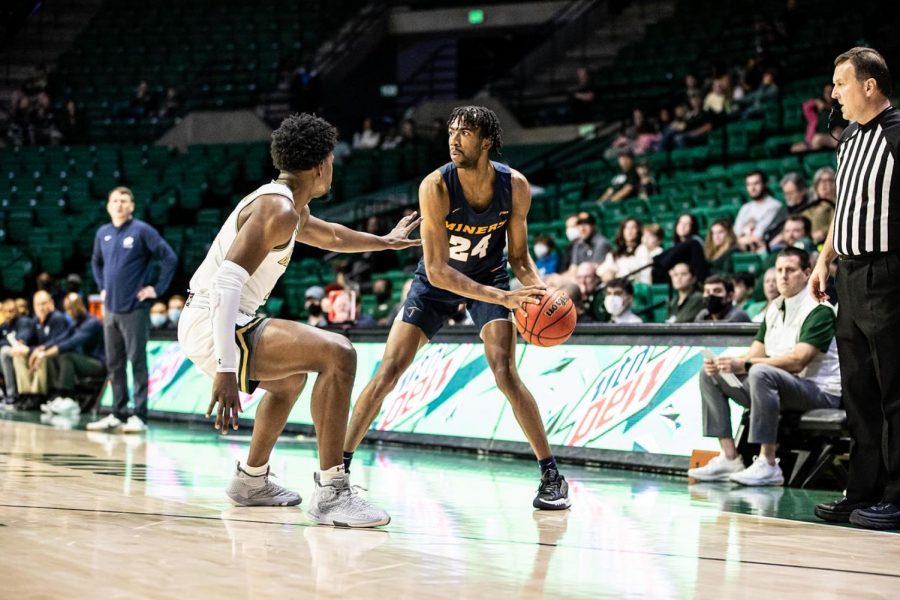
[514,288,577,347]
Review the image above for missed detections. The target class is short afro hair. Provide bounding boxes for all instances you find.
[270,113,337,172]
[448,105,503,154]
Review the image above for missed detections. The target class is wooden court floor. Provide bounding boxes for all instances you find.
[1,415,899,599]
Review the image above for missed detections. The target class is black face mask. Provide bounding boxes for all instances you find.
[704,295,730,316]
[374,291,390,303]
[307,303,323,317]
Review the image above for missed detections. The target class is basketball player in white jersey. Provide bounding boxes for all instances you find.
[178,113,421,527]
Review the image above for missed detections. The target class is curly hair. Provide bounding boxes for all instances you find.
[270,113,337,172]
[447,105,503,154]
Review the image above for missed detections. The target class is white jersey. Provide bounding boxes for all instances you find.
[188,182,296,323]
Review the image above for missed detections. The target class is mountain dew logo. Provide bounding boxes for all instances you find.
[376,346,465,430]
[567,346,686,446]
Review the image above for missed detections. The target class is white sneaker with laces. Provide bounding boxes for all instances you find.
[687,452,745,482]
[51,397,80,416]
[121,415,147,434]
[729,455,784,486]
[306,472,390,528]
[86,413,123,431]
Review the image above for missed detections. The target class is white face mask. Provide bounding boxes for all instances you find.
[168,308,182,324]
[604,295,626,317]
[150,314,167,328]
[533,243,549,259]
[566,227,581,242]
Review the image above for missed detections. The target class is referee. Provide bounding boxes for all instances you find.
[810,47,900,530]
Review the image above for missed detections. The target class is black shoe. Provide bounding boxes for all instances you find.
[533,469,571,510]
[814,497,875,523]
[849,502,900,530]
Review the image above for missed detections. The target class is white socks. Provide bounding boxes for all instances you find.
[242,461,268,477]
[319,464,345,485]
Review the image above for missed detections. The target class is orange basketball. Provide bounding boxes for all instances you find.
[514,288,577,347]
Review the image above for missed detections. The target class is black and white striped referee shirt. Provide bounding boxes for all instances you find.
[833,105,900,256]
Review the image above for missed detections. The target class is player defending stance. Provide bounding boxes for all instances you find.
[343,106,571,510]
[178,114,421,527]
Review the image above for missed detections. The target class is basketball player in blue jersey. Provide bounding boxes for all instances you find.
[343,106,571,509]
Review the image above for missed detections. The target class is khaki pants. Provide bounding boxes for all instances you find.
[13,354,48,394]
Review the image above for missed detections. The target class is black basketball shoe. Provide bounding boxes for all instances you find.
[533,468,571,510]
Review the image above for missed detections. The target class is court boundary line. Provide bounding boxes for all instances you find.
[2,502,899,580]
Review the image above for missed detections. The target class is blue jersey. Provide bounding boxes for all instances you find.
[416,160,512,281]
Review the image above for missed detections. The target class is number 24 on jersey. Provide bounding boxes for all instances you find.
[449,234,491,262]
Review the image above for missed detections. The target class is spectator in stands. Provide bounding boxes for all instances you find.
[673,93,713,147]
[604,278,642,324]
[561,283,592,324]
[766,171,815,248]
[753,267,779,323]
[399,119,419,146]
[807,167,837,243]
[642,223,667,283]
[36,293,105,399]
[658,213,709,284]
[129,80,155,119]
[88,186,176,434]
[63,274,82,296]
[605,109,646,158]
[688,248,841,485]
[575,261,601,312]
[683,73,702,101]
[667,262,703,323]
[570,66,596,123]
[533,234,561,278]
[36,272,64,311]
[32,91,59,144]
[731,271,765,316]
[705,218,738,274]
[599,218,651,284]
[332,128,352,165]
[694,275,751,322]
[703,75,731,115]
[14,298,29,318]
[660,103,688,149]
[157,87,180,118]
[791,83,846,153]
[57,99,87,144]
[738,69,779,119]
[304,286,328,328]
[772,215,816,254]
[167,295,184,329]
[636,162,659,198]
[10,94,35,145]
[734,170,786,252]
[0,298,35,405]
[372,279,393,325]
[597,150,638,202]
[353,294,377,328]
[380,119,403,150]
[352,116,381,150]
[566,212,611,273]
[149,302,169,329]
[11,291,70,402]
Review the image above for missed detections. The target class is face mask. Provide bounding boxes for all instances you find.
[533,243,549,259]
[374,291,390,303]
[150,314,167,328]
[168,308,182,324]
[307,303,323,317]
[704,295,729,315]
[566,227,581,242]
[604,295,625,316]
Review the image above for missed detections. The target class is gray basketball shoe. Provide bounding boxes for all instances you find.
[305,472,391,528]
[225,461,302,507]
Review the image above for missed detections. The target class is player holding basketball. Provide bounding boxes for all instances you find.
[343,106,571,510]
[178,113,420,527]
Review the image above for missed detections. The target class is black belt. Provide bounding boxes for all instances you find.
[838,252,900,263]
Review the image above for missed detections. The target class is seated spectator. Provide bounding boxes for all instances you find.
[772,215,816,253]
[599,217,651,284]
[734,170,787,252]
[731,271,766,318]
[561,283,593,324]
[575,261,602,317]
[565,212,611,275]
[791,83,846,154]
[399,118,419,146]
[688,248,841,485]
[605,109,646,158]
[807,167,837,243]
[11,291,70,401]
[149,302,169,329]
[559,213,582,272]
[660,103,688,149]
[598,151,638,202]
[167,295,184,329]
[58,99,87,144]
[157,87,180,118]
[752,267,779,323]
[129,80,155,119]
[533,235,561,278]
[738,69,779,119]
[0,298,35,404]
[353,294,378,328]
[304,286,328,328]
[673,93,713,148]
[642,223,667,283]
[656,212,709,283]
[703,75,731,115]
[332,129,352,165]
[604,278,643,324]
[352,117,381,150]
[570,66,596,123]
[380,120,402,150]
[636,161,660,198]
[666,262,704,323]
[704,218,738,275]
[37,293,105,398]
[673,212,702,245]
[372,279,394,325]
[769,172,814,246]
[694,276,751,322]
[14,298,29,318]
